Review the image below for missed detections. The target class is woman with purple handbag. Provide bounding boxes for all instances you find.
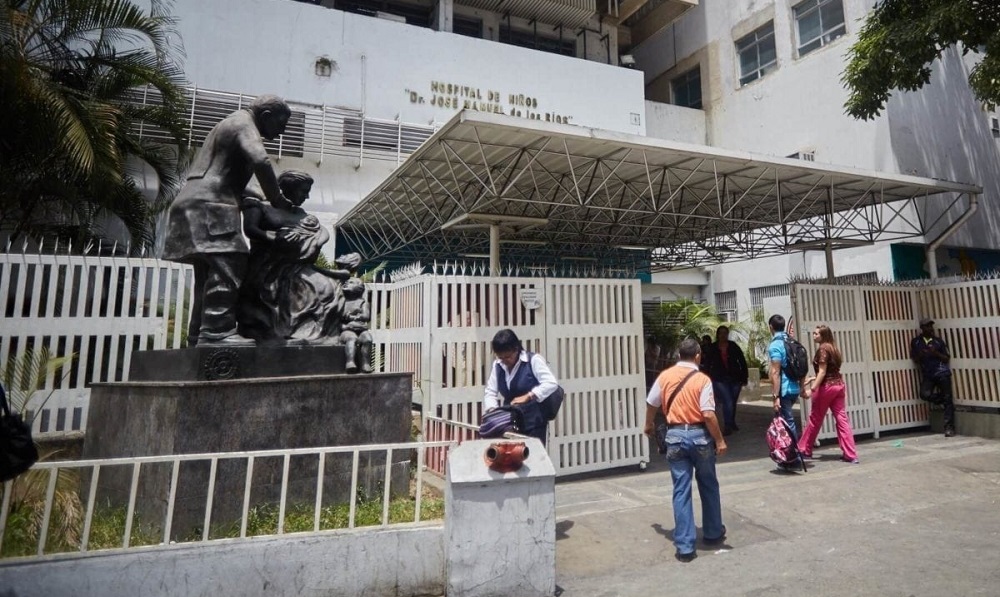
[481,329,561,445]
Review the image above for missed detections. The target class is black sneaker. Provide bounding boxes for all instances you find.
[675,551,697,563]
[944,427,956,437]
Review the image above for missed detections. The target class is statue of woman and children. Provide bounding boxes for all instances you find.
[161,95,373,372]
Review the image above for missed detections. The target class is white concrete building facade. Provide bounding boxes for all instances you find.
[635,0,1000,320]
[159,0,997,311]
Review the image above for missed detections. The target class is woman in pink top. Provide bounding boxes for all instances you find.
[798,325,859,463]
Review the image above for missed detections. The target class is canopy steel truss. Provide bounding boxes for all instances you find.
[336,111,981,272]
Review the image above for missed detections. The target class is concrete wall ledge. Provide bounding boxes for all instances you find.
[0,523,444,597]
[932,406,1000,440]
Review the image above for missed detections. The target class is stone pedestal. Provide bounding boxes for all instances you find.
[446,438,555,597]
[128,345,348,381]
[83,370,412,538]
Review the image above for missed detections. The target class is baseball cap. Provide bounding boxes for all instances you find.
[919,317,935,326]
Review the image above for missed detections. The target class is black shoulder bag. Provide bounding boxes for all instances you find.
[654,370,700,454]
[0,384,39,482]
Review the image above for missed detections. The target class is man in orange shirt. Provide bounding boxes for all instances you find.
[645,338,728,562]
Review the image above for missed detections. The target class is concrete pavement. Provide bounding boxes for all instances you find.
[553,402,1000,597]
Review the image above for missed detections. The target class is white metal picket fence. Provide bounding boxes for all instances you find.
[793,276,1000,440]
[0,249,194,438]
[368,263,648,476]
[0,440,452,560]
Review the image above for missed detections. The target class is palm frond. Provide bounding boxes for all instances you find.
[1,346,75,416]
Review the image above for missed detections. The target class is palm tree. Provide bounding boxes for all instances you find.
[644,298,727,363]
[0,0,188,253]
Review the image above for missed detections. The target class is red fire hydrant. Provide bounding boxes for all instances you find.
[484,441,529,473]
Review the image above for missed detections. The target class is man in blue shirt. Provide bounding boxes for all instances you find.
[768,314,802,464]
[910,318,955,437]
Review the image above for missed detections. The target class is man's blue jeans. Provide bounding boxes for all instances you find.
[664,426,724,555]
[779,394,800,442]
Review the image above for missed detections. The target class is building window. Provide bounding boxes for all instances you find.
[453,14,482,39]
[715,290,736,321]
[499,26,575,57]
[749,283,789,310]
[671,67,702,109]
[794,0,846,57]
[334,0,432,28]
[736,23,777,86]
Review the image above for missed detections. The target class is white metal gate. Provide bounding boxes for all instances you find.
[370,269,647,476]
[793,277,1000,441]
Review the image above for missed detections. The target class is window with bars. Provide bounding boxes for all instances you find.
[787,150,816,161]
[736,23,777,86]
[794,0,846,57]
[453,14,482,38]
[499,26,576,57]
[749,283,789,310]
[334,0,432,27]
[671,66,703,109]
[715,290,737,321]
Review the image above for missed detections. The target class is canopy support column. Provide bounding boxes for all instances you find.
[490,224,500,276]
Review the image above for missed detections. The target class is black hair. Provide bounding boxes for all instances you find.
[491,328,522,354]
[678,338,702,361]
[768,314,786,332]
[716,325,729,334]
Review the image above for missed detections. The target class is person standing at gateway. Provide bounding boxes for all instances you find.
[703,325,749,435]
[645,338,727,563]
[911,318,956,437]
[483,329,560,445]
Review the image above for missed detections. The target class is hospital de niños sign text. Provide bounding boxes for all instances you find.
[406,81,573,124]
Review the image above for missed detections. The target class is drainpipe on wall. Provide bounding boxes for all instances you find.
[926,193,979,279]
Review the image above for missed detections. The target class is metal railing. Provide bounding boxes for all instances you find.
[0,440,454,560]
[127,86,438,166]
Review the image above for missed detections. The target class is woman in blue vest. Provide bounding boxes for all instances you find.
[483,329,560,445]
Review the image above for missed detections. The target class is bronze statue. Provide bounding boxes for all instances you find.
[238,171,351,345]
[161,95,292,346]
[340,276,374,373]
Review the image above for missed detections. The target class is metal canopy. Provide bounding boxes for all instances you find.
[336,111,982,272]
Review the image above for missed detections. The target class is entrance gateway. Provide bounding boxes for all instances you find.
[338,110,981,474]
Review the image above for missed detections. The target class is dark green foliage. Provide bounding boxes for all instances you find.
[0,0,188,253]
[843,0,1000,120]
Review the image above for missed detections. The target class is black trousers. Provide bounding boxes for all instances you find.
[924,375,955,429]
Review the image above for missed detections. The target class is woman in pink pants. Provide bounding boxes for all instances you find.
[799,325,859,463]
